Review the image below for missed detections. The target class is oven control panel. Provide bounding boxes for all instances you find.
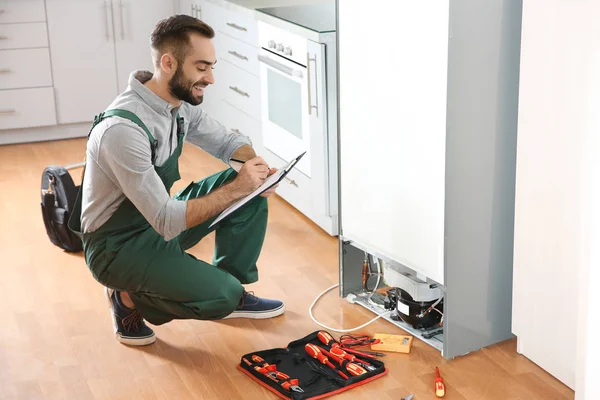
[258,21,308,66]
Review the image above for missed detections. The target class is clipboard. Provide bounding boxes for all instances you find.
[209,151,306,228]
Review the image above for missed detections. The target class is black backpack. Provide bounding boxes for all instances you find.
[40,165,83,252]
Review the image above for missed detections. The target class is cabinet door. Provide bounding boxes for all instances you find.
[178,0,194,16]
[46,0,118,124]
[112,0,175,93]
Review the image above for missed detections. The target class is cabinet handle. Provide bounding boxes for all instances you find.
[229,86,249,98]
[0,36,8,40]
[231,128,242,135]
[0,68,12,73]
[228,50,248,61]
[226,22,247,32]
[101,1,110,41]
[0,109,16,114]
[119,0,125,40]
[307,53,318,117]
[191,4,195,16]
[284,177,297,187]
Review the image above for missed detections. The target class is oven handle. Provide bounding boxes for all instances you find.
[258,54,303,78]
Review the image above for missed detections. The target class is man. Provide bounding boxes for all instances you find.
[69,14,284,346]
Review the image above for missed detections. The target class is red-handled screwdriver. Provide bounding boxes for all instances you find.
[317,331,339,348]
[329,347,375,371]
[346,363,368,376]
[435,367,446,397]
[305,344,349,380]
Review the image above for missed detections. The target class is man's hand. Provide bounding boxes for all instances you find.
[231,156,269,195]
[260,168,279,198]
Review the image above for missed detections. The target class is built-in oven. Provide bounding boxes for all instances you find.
[256,18,338,235]
[257,22,318,177]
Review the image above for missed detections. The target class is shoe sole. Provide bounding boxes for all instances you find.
[104,287,156,346]
[222,303,285,319]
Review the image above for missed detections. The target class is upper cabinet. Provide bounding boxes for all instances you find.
[46,0,175,124]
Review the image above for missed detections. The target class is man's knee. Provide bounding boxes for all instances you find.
[215,280,243,316]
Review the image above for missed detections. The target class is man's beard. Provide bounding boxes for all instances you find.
[168,65,204,105]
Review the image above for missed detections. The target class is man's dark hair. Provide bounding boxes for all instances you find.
[150,14,215,68]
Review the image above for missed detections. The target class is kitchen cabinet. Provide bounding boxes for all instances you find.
[113,0,176,93]
[0,0,46,23]
[179,0,262,154]
[46,0,119,125]
[0,0,55,131]
[338,0,522,358]
[46,0,174,125]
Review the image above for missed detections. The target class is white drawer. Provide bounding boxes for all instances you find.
[203,1,257,47]
[0,87,57,130]
[217,99,261,149]
[217,33,259,77]
[262,147,313,216]
[0,48,52,90]
[0,0,46,23]
[0,22,48,50]
[219,61,261,121]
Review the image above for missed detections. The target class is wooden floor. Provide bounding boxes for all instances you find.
[0,138,573,400]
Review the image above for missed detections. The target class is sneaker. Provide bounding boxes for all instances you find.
[223,290,285,319]
[104,287,156,346]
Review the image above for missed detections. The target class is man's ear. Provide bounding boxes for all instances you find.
[160,53,177,75]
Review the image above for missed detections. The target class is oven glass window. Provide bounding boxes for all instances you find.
[267,69,303,139]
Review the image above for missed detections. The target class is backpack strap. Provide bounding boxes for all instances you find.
[89,109,158,163]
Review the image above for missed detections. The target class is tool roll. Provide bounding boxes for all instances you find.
[238,330,388,400]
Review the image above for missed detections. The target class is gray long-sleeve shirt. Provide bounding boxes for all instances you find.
[80,70,252,241]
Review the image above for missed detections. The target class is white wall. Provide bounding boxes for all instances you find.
[513,0,599,396]
[576,9,600,398]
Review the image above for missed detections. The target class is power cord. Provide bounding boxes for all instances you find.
[309,254,392,333]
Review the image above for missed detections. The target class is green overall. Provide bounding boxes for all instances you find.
[69,110,268,325]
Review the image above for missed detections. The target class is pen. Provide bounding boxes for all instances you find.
[230,158,246,163]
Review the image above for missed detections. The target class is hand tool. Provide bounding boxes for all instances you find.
[401,394,414,400]
[305,344,349,380]
[329,347,375,371]
[317,331,375,370]
[245,360,279,384]
[435,367,445,397]
[319,347,370,376]
[249,355,304,393]
[306,360,347,385]
[317,331,339,348]
[345,362,368,376]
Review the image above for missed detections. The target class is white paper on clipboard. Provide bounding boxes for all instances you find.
[209,151,306,228]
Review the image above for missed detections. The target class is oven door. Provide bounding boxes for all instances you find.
[258,48,311,177]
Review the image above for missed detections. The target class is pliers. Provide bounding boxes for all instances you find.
[250,355,304,393]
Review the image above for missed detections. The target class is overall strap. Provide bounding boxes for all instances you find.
[89,109,158,163]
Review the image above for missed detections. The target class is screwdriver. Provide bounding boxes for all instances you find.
[345,363,368,376]
[317,331,339,348]
[435,367,446,397]
[329,347,375,370]
[305,344,349,380]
